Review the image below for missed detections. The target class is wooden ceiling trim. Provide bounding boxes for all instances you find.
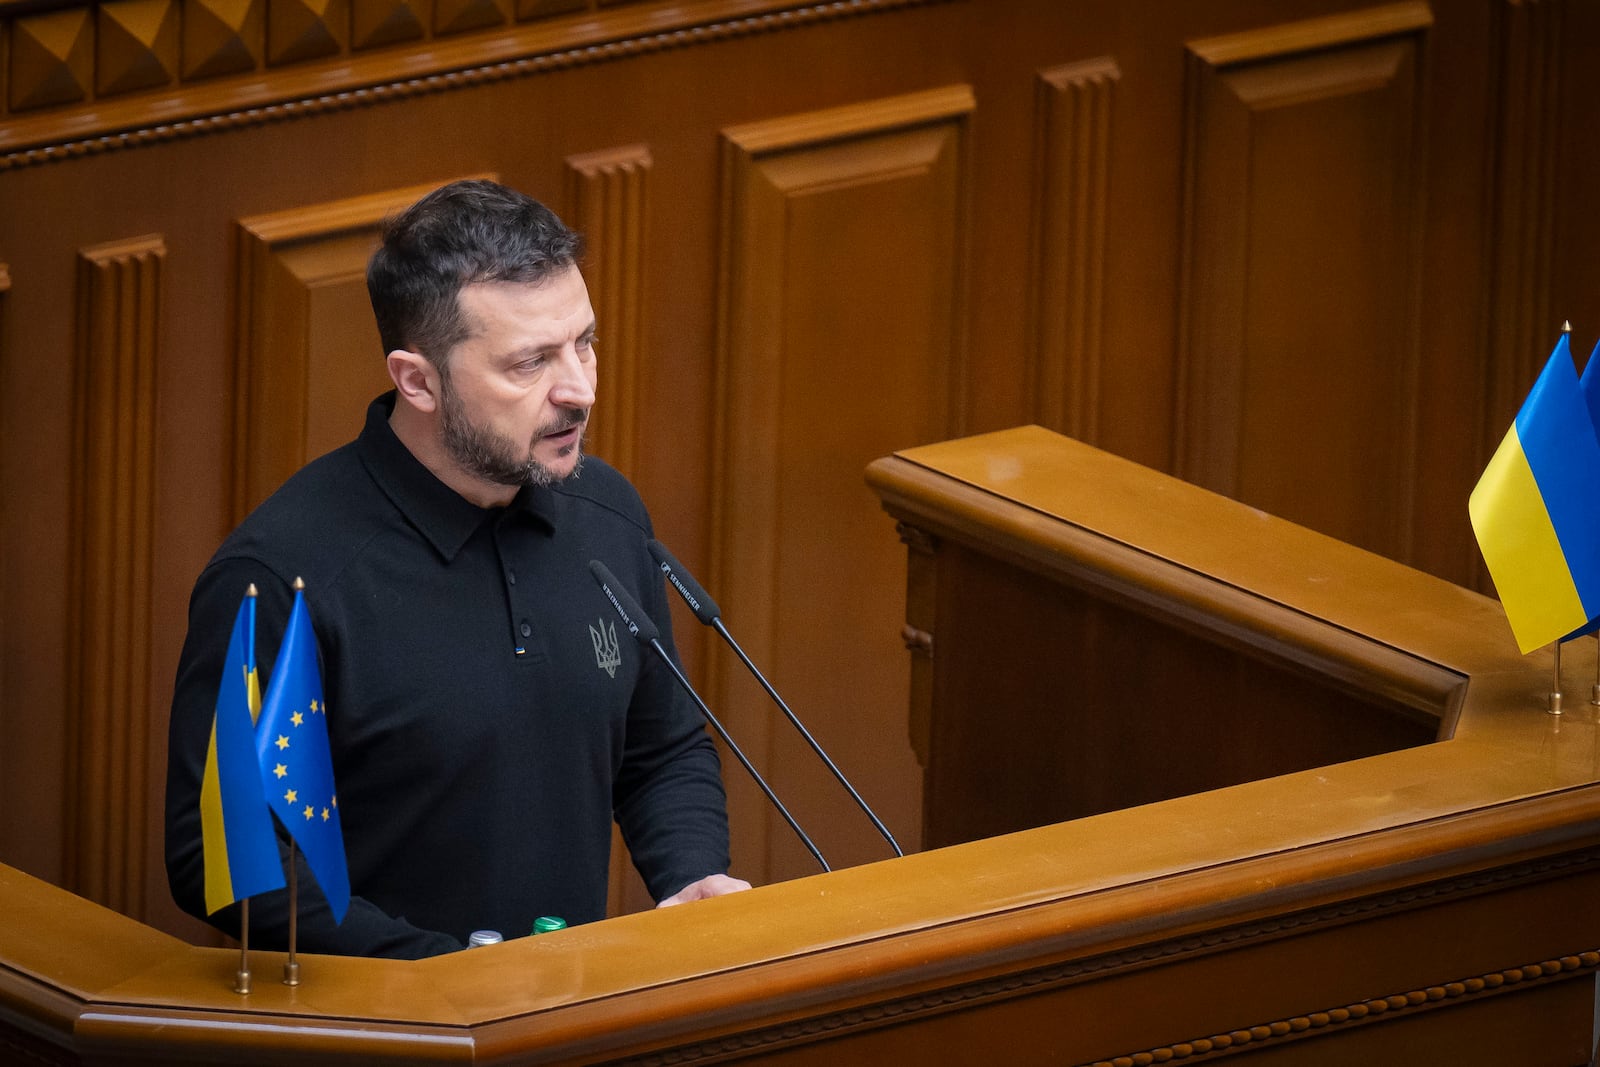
[0,0,957,169]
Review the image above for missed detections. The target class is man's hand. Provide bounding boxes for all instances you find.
[657,873,752,907]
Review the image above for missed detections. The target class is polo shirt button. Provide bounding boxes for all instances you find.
[520,622,532,638]
[507,569,516,585]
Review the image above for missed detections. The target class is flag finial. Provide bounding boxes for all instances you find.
[1563,320,1573,333]
[293,576,305,591]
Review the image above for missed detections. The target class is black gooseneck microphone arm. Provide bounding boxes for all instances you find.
[647,540,904,859]
[588,560,830,873]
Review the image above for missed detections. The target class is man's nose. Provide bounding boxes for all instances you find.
[549,349,596,409]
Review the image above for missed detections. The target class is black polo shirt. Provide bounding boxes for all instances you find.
[165,394,730,958]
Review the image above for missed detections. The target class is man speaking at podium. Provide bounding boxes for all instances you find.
[165,179,748,958]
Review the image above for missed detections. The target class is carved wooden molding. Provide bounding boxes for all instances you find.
[1078,952,1600,1066]
[1480,0,1563,464]
[95,0,181,96]
[1026,57,1117,443]
[232,176,486,519]
[621,847,1600,1064]
[8,7,94,111]
[64,233,164,917]
[565,143,649,480]
[1174,1,1430,563]
[894,519,937,556]
[895,520,938,765]
[0,0,957,170]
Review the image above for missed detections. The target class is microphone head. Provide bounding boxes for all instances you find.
[588,560,661,644]
[647,539,722,624]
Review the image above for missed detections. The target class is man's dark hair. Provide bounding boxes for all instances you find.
[367,179,583,365]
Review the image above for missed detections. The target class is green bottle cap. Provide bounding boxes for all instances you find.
[531,915,567,935]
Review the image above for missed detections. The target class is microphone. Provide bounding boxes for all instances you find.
[647,540,903,859]
[588,560,830,873]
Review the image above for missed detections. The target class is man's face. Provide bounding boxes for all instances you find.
[436,266,597,491]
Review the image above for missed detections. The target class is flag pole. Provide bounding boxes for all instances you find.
[283,575,303,986]
[1549,640,1564,715]
[1591,633,1599,706]
[235,898,253,994]
[285,840,301,985]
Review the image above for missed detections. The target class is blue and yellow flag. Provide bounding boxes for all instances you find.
[1580,335,1600,445]
[1470,333,1600,653]
[1563,334,1600,642]
[256,583,350,923]
[200,588,286,914]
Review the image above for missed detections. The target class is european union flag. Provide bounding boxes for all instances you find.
[256,583,350,923]
[200,589,285,914]
[1469,332,1600,653]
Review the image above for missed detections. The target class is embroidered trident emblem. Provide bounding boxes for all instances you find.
[589,617,621,678]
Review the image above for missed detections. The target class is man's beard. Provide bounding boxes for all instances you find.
[439,376,586,489]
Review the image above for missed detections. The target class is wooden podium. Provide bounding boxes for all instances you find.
[5,426,1600,1065]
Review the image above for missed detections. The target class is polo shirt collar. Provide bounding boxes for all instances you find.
[357,393,559,561]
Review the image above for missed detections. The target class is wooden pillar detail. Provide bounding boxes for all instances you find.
[1027,57,1118,443]
[896,521,938,768]
[0,263,8,733]
[1481,0,1564,456]
[65,234,164,916]
[565,144,650,480]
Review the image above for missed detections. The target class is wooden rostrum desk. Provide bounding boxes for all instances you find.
[5,425,1600,1065]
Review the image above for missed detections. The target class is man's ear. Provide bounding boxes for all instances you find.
[387,349,440,415]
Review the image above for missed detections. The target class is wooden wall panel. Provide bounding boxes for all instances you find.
[64,234,163,918]
[1026,57,1117,444]
[712,85,972,882]
[565,143,649,480]
[234,181,449,520]
[0,0,1595,942]
[0,263,13,888]
[1176,2,1431,564]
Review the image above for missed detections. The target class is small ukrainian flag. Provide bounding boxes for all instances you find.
[200,587,285,913]
[1470,332,1600,653]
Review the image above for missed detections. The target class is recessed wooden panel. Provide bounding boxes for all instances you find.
[1176,2,1431,563]
[925,541,1436,848]
[65,235,164,919]
[565,143,649,480]
[1027,57,1118,444]
[713,85,973,882]
[234,179,484,519]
